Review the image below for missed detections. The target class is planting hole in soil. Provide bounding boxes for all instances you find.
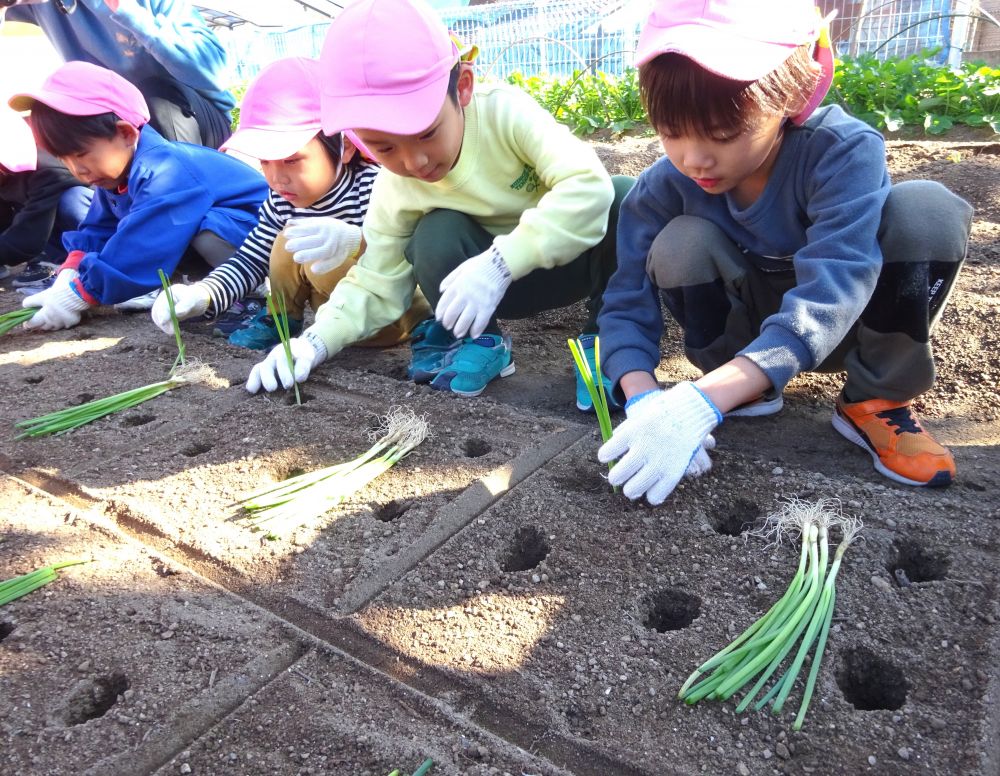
[24,375,43,385]
[711,498,762,536]
[74,393,96,405]
[62,672,130,726]
[501,526,550,572]
[0,621,14,642]
[181,441,213,458]
[836,646,908,711]
[121,413,155,428]
[282,390,312,406]
[886,538,951,585]
[376,498,412,522]
[643,588,701,632]
[462,438,491,458]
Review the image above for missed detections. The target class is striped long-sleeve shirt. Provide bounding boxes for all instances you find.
[200,160,379,315]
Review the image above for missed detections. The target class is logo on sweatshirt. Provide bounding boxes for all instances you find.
[511,164,540,193]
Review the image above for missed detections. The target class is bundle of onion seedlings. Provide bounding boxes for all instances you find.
[0,560,88,606]
[157,269,186,372]
[0,307,36,336]
[238,406,429,526]
[15,361,218,439]
[679,498,862,729]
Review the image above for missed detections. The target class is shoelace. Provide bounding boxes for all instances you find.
[876,406,921,435]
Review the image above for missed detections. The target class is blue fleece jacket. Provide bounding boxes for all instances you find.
[6,0,235,113]
[599,105,891,395]
[63,124,267,305]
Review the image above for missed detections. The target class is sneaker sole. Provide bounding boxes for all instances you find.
[448,362,516,398]
[831,409,952,487]
[726,395,784,418]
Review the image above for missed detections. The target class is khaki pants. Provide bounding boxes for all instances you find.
[268,231,431,347]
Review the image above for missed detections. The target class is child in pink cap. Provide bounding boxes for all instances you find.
[9,61,267,331]
[597,0,972,503]
[151,56,429,352]
[246,0,634,404]
[0,103,92,284]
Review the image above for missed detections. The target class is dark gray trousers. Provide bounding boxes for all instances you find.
[647,180,973,402]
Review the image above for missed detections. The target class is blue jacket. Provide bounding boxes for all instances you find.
[599,105,891,395]
[6,0,235,113]
[64,124,267,305]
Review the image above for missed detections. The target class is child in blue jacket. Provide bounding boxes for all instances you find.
[597,0,972,503]
[9,61,267,331]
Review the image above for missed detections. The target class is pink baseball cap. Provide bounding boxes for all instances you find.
[0,104,37,173]
[636,0,823,80]
[319,0,460,136]
[221,57,324,160]
[8,61,150,128]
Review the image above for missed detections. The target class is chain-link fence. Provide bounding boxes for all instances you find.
[217,0,992,83]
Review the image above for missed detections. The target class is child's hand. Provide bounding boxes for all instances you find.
[598,382,722,505]
[22,269,90,331]
[436,245,512,339]
[245,332,327,393]
[284,218,363,275]
[151,282,211,334]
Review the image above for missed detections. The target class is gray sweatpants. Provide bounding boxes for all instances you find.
[646,180,973,402]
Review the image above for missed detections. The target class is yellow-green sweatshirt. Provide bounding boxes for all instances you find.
[308,82,615,357]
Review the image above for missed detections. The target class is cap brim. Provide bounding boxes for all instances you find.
[9,88,116,118]
[320,70,450,137]
[636,24,797,81]
[220,126,320,161]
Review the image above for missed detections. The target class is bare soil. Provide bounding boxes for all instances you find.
[1,135,998,776]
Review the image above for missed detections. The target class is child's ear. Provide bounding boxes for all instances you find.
[457,62,475,108]
[341,134,358,165]
[115,120,140,145]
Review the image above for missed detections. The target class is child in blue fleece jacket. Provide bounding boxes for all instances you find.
[596,0,972,504]
[9,61,267,331]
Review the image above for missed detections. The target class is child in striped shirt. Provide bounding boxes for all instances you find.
[151,56,429,350]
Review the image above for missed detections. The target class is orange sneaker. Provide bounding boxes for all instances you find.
[832,395,955,487]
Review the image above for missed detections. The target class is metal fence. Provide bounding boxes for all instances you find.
[218,0,986,83]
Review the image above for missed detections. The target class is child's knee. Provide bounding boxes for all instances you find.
[880,180,973,261]
[646,215,726,288]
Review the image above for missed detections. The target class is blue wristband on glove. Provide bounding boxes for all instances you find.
[624,388,660,410]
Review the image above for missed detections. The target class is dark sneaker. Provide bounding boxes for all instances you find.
[429,333,514,397]
[227,307,302,350]
[573,333,623,413]
[407,317,459,383]
[11,260,58,288]
[211,297,265,337]
[832,394,955,487]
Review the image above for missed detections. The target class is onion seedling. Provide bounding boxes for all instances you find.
[0,307,36,336]
[679,498,862,729]
[568,336,613,443]
[157,269,186,372]
[15,361,217,439]
[238,406,429,527]
[266,291,300,405]
[0,559,88,606]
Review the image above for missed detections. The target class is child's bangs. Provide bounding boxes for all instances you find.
[639,53,749,139]
[29,104,121,158]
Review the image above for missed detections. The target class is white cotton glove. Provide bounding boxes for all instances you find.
[284,217,363,275]
[150,282,211,334]
[599,381,722,505]
[246,331,328,393]
[22,269,91,331]
[436,245,512,339]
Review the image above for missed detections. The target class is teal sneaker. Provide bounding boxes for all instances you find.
[227,308,302,350]
[429,334,515,397]
[574,334,622,413]
[408,317,460,383]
